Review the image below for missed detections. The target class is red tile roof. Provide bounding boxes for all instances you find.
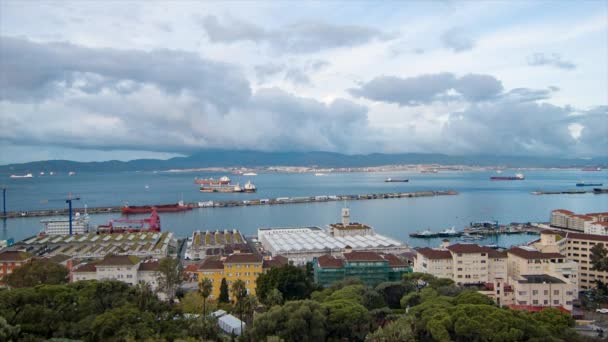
[565,231,608,242]
[343,251,385,262]
[416,247,452,259]
[540,230,563,235]
[380,253,407,267]
[73,262,97,273]
[552,209,574,215]
[591,222,608,227]
[263,255,288,269]
[184,264,200,273]
[96,255,141,266]
[198,257,224,270]
[0,250,33,262]
[447,243,491,254]
[316,255,344,268]
[487,249,508,258]
[507,247,564,260]
[224,253,263,264]
[138,261,160,271]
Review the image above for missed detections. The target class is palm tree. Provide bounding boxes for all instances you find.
[231,279,248,335]
[199,278,213,316]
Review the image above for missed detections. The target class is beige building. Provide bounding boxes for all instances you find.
[414,243,507,285]
[506,246,577,288]
[328,208,374,237]
[550,210,608,232]
[72,255,161,291]
[533,230,608,290]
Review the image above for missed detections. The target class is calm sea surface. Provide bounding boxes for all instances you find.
[1,170,607,247]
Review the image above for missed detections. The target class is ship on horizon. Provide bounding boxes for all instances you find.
[576,181,603,187]
[10,173,33,178]
[490,173,525,180]
[194,176,231,185]
[582,167,602,171]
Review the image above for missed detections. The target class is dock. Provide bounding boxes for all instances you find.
[0,190,458,219]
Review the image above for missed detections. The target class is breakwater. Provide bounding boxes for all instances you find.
[0,190,458,219]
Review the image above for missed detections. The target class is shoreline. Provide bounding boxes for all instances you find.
[0,190,458,219]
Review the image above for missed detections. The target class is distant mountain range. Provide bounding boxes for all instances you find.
[1,150,607,174]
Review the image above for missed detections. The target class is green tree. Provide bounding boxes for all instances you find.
[5,259,68,288]
[198,277,213,316]
[365,316,415,342]
[256,265,313,304]
[0,316,20,342]
[245,300,326,342]
[266,288,284,307]
[219,278,229,303]
[91,304,156,341]
[375,282,412,309]
[156,257,183,301]
[591,243,608,271]
[322,299,370,341]
[231,279,248,334]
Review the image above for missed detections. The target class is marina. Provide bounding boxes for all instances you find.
[410,222,543,239]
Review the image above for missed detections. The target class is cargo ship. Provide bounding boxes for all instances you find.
[582,167,602,171]
[576,181,603,187]
[490,173,525,180]
[194,176,231,185]
[121,201,192,214]
[594,188,608,194]
[244,180,257,192]
[385,178,409,182]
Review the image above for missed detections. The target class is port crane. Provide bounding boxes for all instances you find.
[41,194,81,235]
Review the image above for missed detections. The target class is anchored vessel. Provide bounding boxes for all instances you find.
[10,173,33,178]
[490,173,525,180]
[194,176,231,185]
[385,178,409,182]
[576,181,603,187]
[121,201,192,214]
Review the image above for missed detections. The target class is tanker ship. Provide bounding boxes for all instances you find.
[490,173,525,180]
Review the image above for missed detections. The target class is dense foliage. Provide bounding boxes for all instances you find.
[256,264,314,305]
[5,259,69,288]
[0,280,219,341]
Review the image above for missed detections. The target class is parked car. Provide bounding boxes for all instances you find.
[595,308,608,314]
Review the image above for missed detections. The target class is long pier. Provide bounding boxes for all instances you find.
[0,190,458,219]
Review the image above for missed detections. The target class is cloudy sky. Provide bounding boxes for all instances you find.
[0,1,606,164]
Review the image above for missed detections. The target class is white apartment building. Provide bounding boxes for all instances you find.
[72,255,161,292]
[550,210,608,232]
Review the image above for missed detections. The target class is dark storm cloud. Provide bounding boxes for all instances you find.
[527,53,576,70]
[0,36,375,154]
[197,15,393,53]
[441,27,475,52]
[0,36,251,111]
[348,73,503,105]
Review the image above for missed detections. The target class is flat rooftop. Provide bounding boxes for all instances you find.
[518,274,565,284]
[258,227,403,253]
[329,222,371,230]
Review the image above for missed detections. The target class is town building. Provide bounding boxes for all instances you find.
[185,229,247,260]
[550,210,608,232]
[414,241,577,312]
[0,250,33,283]
[71,254,161,291]
[8,231,175,259]
[40,212,90,235]
[313,250,410,288]
[414,242,507,286]
[532,230,608,290]
[327,208,374,237]
[196,253,287,299]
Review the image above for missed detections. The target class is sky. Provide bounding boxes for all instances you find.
[0,1,607,164]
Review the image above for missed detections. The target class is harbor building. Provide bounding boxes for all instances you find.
[185,229,247,260]
[0,250,33,283]
[532,230,608,290]
[313,249,410,288]
[41,212,90,235]
[258,226,409,265]
[196,253,287,299]
[327,208,374,237]
[550,210,608,232]
[72,255,162,295]
[8,231,175,260]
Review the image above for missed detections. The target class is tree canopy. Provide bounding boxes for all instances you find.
[5,259,68,288]
[256,265,313,305]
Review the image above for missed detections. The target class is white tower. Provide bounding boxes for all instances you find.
[341,208,350,226]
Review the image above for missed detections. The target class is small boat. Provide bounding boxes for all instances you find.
[49,172,54,176]
[385,178,409,182]
[409,229,434,238]
[243,172,257,176]
[576,181,603,187]
[438,226,461,237]
[39,172,45,176]
[244,181,257,193]
[68,171,76,176]
[10,173,33,178]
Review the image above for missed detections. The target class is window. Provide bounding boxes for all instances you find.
[553,300,559,305]
[532,290,538,295]
[533,300,538,304]
[544,300,548,305]
[553,290,559,295]
[544,290,548,295]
